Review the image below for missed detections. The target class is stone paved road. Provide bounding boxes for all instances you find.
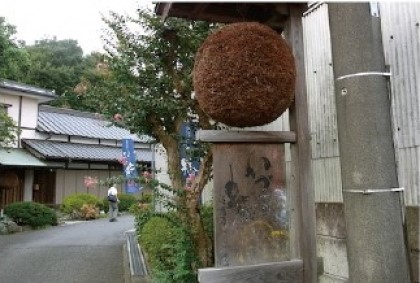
[0,215,135,283]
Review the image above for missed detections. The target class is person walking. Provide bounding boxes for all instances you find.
[107,184,119,222]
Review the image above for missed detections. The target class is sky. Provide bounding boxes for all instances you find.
[1,0,154,54]
[4,0,402,54]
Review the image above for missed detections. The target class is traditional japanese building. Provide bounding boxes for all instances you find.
[0,79,154,208]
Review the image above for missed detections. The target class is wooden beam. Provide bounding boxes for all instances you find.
[284,4,318,283]
[192,3,209,15]
[198,260,303,283]
[196,130,296,143]
[155,3,292,28]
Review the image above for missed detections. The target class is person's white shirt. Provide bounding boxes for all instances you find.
[108,185,118,196]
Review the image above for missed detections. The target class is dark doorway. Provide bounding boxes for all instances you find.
[33,170,55,205]
[0,169,24,209]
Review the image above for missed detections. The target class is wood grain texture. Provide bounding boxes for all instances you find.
[285,4,318,283]
[196,130,296,144]
[213,143,289,267]
[199,260,303,283]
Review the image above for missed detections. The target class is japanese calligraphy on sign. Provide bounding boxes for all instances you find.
[121,138,140,193]
[213,143,289,266]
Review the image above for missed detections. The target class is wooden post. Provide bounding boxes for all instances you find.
[197,132,295,282]
[197,4,318,282]
[284,4,318,283]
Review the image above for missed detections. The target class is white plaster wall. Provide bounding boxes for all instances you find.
[0,94,20,123]
[153,144,173,212]
[20,98,38,128]
[153,144,214,208]
[0,95,39,128]
[154,144,171,186]
[1,93,39,144]
[201,178,214,204]
[20,129,38,140]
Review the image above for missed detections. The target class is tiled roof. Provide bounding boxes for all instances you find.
[0,148,48,167]
[22,139,153,162]
[0,79,56,103]
[37,106,153,142]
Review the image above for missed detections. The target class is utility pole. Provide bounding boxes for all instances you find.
[328,3,411,283]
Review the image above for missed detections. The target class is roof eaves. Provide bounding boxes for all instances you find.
[39,105,104,119]
[0,79,56,100]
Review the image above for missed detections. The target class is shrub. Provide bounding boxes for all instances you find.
[61,193,102,219]
[103,193,137,213]
[130,202,151,216]
[200,203,214,243]
[140,216,197,283]
[139,193,153,203]
[118,194,137,211]
[79,204,99,220]
[4,202,58,228]
[133,205,156,235]
[129,193,153,215]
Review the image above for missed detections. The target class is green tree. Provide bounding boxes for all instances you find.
[52,51,111,110]
[83,8,216,268]
[24,38,84,97]
[0,17,93,108]
[0,17,30,81]
[0,107,19,148]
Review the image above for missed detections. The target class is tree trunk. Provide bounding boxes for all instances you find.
[186,189,213,267]
[164,140,183,190]
[163,136,214,268]
[188,149,214,267]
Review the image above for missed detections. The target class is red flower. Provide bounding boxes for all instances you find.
[118,155,128,165]
[84,176,98,188]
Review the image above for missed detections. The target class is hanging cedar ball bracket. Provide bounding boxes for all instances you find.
[193,22,296,127]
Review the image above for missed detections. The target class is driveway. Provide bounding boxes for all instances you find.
[0,215,135,283]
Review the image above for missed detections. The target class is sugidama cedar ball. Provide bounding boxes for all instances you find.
[193,22,296,127]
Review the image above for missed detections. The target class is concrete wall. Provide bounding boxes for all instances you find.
[315,203,419,283]
[316,203,348,283]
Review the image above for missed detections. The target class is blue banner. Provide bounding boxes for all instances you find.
[122,138,140,194]
[180,122,200,181]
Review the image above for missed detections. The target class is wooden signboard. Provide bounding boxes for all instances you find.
[213,143,289,266]
[199,260,303,283]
